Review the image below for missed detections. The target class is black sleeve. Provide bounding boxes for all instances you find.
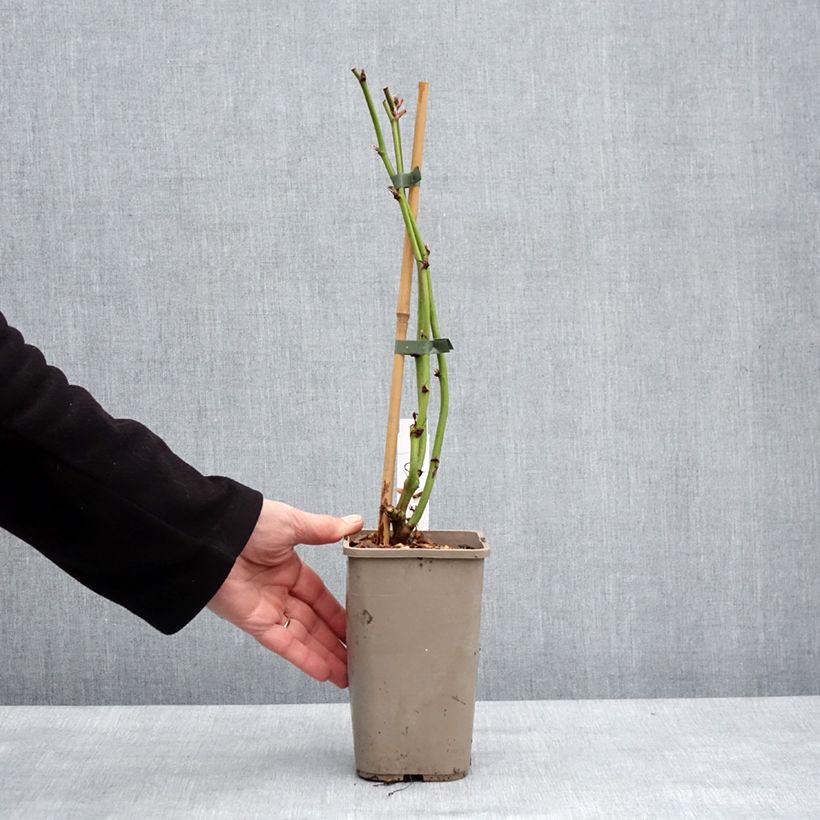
[0,310,263,634]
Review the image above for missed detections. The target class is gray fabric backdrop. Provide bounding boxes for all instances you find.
[1,0,818,705]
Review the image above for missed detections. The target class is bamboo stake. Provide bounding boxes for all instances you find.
[377,81,429,543]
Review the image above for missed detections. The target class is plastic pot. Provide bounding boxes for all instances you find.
[343,530,489,782]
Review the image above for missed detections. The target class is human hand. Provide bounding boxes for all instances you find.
[207,499,363,688]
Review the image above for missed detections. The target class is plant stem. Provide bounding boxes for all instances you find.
[375,82,429,545]
[389,194,442,525]
[383,88,405,177]
[395,255,431,519]
[385,90,431,521]
[353,69,393,175]
[390,192,449,529]
[408,286,449,527]
[353,69,448,538]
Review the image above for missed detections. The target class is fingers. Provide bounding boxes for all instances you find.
[290,562,347,641]
[284,615,347,678]
[289,507,364,546]
[251,560,348,686]
[236,501,360,688]
[256,621,348,688]
[284,597,347,663]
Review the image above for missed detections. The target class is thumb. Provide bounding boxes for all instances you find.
[290,509,364,545]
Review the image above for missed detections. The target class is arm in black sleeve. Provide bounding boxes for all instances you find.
[0,310,263,634]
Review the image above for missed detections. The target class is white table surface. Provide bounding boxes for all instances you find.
[1,697,818,819]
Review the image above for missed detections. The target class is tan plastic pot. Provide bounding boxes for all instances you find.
[343,530,489,782]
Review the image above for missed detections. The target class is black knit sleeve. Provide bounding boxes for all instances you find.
[0,310,263,634]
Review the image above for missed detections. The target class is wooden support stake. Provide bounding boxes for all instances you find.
[378,81,429,544]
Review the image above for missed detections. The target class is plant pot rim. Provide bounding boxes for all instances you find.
[343,529,489,560]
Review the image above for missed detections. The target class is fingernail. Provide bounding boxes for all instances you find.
[342,514,363,523]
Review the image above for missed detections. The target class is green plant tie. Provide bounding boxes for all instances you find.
[394,338,453,356]
[390,167,422,189]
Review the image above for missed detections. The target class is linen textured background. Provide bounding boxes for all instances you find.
[1,0,817,704]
